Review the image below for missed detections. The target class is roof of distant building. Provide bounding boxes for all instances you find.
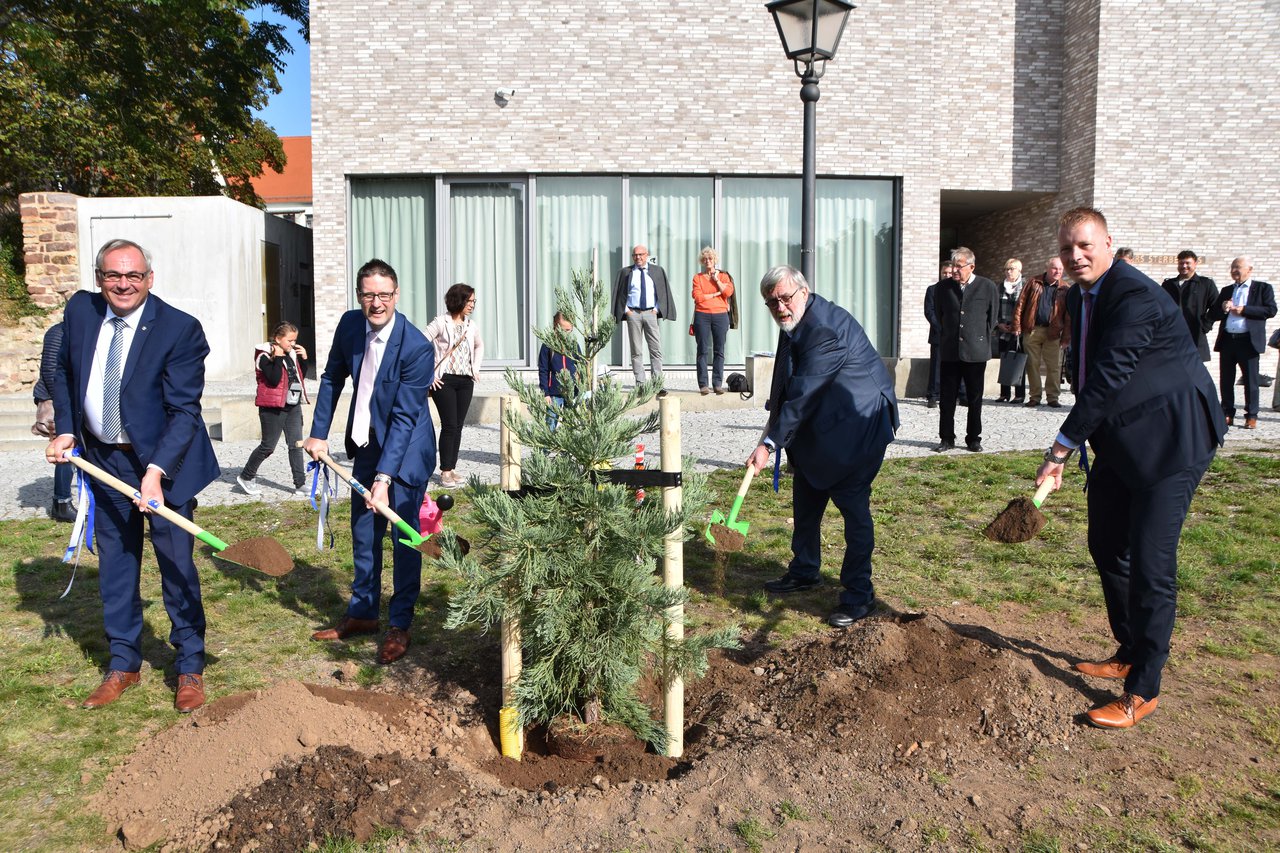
[250,136,312,205]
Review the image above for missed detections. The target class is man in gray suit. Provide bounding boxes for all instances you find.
[934,247,998,452]
[612,245,676,390]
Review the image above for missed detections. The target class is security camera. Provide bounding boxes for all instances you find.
[494,88,515,104]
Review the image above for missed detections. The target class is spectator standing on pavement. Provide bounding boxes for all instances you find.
[1013,257,1070,409]
[1208,256,1276,429]
[923,260,953,408]
[994,258,1026,403]
[934,247,997,452]
[32,322,75,522]
[1160,250,1218,362]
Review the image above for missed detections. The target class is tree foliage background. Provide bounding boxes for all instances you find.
[0,0,308,312]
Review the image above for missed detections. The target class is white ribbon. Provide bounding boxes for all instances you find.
[59,451,95,599]
[307,461,336,550]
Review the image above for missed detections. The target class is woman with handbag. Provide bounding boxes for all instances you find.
[690,246,735,395]
[425,284,484,488]
[994,258,1026,403]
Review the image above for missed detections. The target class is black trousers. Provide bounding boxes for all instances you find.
[1218,334,1260,419]
[431,373,474,471]
[926,343,941,401]
[939,360,986,443]
[241,404,306,487]
[1087,451,1213,699]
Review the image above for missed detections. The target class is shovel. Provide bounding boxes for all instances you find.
[63,452,295,576]
[705,465,756,553]
[983,479,1056,543]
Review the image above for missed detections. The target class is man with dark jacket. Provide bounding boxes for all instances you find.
[923,261,952,408]
[934,247,998,452]
[1209,256,1277,429]
[1160,250,1218,361]
[1012,257,1072,408]
[611,245,675,390]
[1038,208,1225,729]
[33,322,75,521]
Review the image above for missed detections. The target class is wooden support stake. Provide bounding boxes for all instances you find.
[660,394,684,757]
[498,394,524,759]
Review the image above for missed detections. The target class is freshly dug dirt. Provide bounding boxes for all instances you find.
[215,536,295,576]
[984,496,1047,542]
[707,523,746,552]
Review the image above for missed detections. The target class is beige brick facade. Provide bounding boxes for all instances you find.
[312,0,1279,366]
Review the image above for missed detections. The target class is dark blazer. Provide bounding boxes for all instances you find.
[1209,280,1277,354]
[923,281,941,346]
[936,275,999,362]
[764,292,898,492]
[611,263,676,322]
[1062,261,1225,488]
[52,291,219,506]
[309,310,436,486]
[1160,274,1218,361]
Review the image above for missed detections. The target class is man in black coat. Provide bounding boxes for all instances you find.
[933,247,997,452]
[1037,208,1225,730]
[923,260,952,408]
[1160,250,1218,361]
[1209,256,1277,429]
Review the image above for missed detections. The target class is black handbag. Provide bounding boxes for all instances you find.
[998,350,1028,386]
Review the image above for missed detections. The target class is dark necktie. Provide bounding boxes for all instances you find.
[638,267,649,311]
[101,317,126,441]
[1077,292,1094,391]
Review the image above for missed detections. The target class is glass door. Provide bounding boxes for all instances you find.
[447,181,526,363]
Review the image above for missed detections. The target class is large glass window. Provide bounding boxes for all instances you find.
[449,182,525,362]
[721,178,801,357]
[349,178,435,327]
[816,179,896,351]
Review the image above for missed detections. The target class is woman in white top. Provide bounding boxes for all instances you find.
[424,284,483,487]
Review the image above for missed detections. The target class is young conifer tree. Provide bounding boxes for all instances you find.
[442,266,738,749]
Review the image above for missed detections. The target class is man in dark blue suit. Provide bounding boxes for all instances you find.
[1209,256,1276,429]
[304,259,436,665]
[46,239,220,712]
[1037,208,1225,729]
[747,265,899,628]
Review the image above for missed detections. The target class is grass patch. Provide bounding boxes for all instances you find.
[732,814,776,852]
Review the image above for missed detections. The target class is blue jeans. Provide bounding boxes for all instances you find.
[546,395,565,431]
[693,311,730,389]
[54,460,73,502]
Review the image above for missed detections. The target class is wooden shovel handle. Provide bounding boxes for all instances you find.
[314,449,412,530]
[734,464,756,500]
[1033,478,1055,506]
[62,452,224,548]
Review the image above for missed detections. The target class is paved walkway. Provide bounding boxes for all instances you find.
[3,381,1277,521]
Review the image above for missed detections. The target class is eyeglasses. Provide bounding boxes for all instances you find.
[358,290,398,303]
[764,288,803,311]
[954,262,974,270]
[97,270,148,284]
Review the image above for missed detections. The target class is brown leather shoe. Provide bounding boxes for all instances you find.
[378,627,411,665]
[1246,417,1258,429]
[311,616,379,641]
[1074,655,1131,680]
[1087,693,1157,728]
[174,673,206,713]
[83,670,141,709]
[1225,415,1234,426]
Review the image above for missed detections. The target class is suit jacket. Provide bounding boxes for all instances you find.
[52,291,219,506]
[611,263,676,322]
[1061,261,1225,488]
[1160,274,1218,361]
[936,275,999,362]
[1209,279,1277,354]
[309,309,436,486]
[1012,275,1071,344]
[765,293,898,491]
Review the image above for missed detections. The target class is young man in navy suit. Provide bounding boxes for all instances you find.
[46,239,221,713]
[1209,256,1276,429]
[1037,208,1225,729]
[747,265,899,628]
[304,259,437,665]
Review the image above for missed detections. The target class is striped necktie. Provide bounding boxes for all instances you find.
[100,317,127,442]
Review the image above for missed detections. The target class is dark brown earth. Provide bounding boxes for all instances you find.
[215,536,294,576]
[983,496,1048,543]
[92,605,1280,851]
[708,523,747,553]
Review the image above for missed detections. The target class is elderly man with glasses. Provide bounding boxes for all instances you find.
[934,247,999,452]
[747,265,899,628]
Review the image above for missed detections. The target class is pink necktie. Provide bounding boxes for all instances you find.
[350,329,379,446]
[1077,292,1094,390]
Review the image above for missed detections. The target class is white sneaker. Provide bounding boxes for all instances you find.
[235,475,262,496]
[292,485,311,499]
[441,472,464,489]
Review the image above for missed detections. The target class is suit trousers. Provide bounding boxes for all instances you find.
[348,437,428,629]
[939,360,986,443]
[85,439,205,674]
[1086,450,1213,699]
[1218,334,1260,419]
[926,343,941,401]
[625,309,663,384]
[1023,326,1061,404]
[787,452,885,609]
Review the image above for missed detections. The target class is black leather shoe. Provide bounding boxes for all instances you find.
[925,398,937,409]
[933,440,955,452]
[966,440,982,452]
[828,601,877,628]
[763,574,821,594]
[1047,401,1062,408]
[997,395,1010,403]
[51,499,77,523]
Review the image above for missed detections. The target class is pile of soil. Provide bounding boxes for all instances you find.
[983,497,1047,542]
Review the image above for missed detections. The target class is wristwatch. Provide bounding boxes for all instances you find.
[372,473,393,486]
[1043,447,1073,465]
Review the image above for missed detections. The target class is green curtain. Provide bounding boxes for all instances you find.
[816,180,896,352]
[449,183,525,362]
[721,178,801,357]
[349,178,435,328]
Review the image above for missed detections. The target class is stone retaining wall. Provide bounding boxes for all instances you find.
[20,191,81,309]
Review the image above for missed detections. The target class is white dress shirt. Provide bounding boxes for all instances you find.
[84,301,145,444]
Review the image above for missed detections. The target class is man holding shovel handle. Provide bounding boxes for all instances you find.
[746,265,899,629]
[303,258,437,666]
[1035,208,1224,730]
[46,239,221,714]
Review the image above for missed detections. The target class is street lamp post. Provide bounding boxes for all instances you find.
[766,0,855,286]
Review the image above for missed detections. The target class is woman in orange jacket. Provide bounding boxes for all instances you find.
[691,246,735,395]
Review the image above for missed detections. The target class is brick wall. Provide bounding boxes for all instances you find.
[19,192,81,309]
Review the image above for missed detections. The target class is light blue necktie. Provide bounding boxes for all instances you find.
[100,317,126,441]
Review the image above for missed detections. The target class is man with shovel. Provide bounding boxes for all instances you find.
[303,259,437,665]
[1036,208,1225,729]
[747,265,898,628]
[46,239,221,713]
